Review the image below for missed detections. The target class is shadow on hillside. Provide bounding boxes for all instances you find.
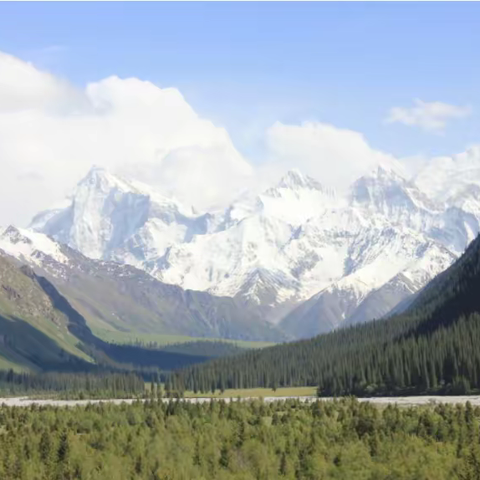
[33,275,214,372]
[0,314,94,372]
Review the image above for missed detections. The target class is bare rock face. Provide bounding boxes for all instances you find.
[0,254,61,325]
[2,285,20,301]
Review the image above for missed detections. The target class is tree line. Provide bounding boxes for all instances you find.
[0,370,144,399]
[119,339,246,358]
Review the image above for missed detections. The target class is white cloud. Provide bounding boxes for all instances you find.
[264,121,396,189]
[386,99,471,133]
[0,51,84,114]
[0,51,254,225]
[0,51,422,227]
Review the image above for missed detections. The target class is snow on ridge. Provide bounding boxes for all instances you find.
[16,159,480,334]
[0,226,68,265]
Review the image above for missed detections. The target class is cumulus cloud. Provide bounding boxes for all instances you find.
[386,99,471,133]
[264,121,396,189]
[0,51,254,225]
[0,50,408,227]
[0,51,85,114]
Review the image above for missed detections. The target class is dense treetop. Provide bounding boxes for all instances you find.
[2,397,480,479]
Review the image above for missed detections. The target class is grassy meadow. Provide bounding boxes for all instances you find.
[91,326,276,349]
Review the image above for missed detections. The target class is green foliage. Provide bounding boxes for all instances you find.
[0,398,477,479]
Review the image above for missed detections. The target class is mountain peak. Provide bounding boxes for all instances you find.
[348,163,423,215]
[276,169,331,193]
[351,162,409,193]
[0,225,27,244]
[77,165,134,194]
[365,161,408,182]
[82,165,108,181]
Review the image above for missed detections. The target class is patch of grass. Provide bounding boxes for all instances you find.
[0,354,28,372]
[0,313,92,372]
[91,327,276,349]
[183,386,317,399]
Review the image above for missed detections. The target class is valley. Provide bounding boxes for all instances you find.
[91,328,275,350]
[3,158,480,394]
[1,3,480,479]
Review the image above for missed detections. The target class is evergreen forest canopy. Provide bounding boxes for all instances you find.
[1,398,480,480]
[172,235,480,397]
[0,370,145,399]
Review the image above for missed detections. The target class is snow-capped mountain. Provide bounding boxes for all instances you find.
[31,166,211,262]
[25,159,480,338]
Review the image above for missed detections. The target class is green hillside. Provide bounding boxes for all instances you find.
[0,256,93,372]
[174,235,480,396]
[92,327,276,349]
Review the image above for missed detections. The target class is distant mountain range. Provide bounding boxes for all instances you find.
[3,149,480,340]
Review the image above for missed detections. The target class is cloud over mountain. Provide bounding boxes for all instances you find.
[264,121,395,190]
[0,51,253,224]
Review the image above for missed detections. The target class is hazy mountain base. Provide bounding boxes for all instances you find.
[91,328,276,349]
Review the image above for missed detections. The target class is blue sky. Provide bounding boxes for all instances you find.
[1,2,479,161]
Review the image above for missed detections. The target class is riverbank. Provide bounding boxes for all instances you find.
[3,394,480,407]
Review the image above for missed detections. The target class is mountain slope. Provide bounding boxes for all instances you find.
[0,253,93,371]
[0,226,286,342]
[174,234,480,396]
[280,221,457,336]
[31,166,208,262]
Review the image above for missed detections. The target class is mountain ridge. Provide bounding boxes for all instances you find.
[25,159,480,337]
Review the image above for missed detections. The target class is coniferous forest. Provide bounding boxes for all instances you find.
[2,398,480,480]
[0,370,145,399]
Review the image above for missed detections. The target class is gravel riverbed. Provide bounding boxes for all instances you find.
[2,395,480,407]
